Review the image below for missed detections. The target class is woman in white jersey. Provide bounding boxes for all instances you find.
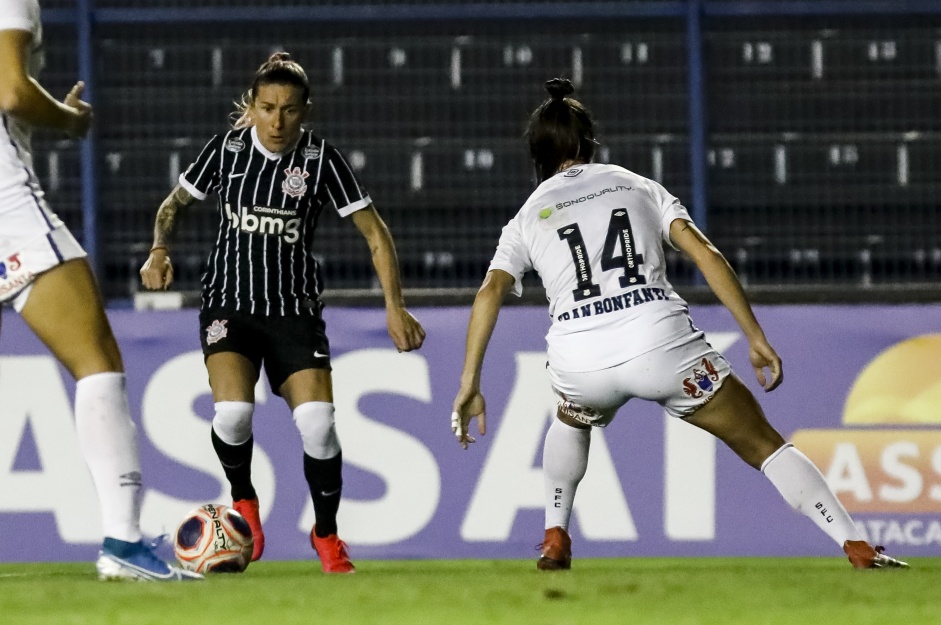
[0,0,198,580]
[450,78,907,571]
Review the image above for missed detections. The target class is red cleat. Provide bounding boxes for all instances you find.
[537,526,572,571]
[310,526,355,574]
[233,498,265,562]
[843,540,909,569]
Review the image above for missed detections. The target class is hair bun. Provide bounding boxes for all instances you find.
[269,51,292,63]
[545,78,575,100]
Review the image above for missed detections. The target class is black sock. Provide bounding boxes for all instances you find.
[211,429,256,502]
[304,451,343,538]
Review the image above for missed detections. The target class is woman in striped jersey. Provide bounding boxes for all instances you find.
[140,52,425,573]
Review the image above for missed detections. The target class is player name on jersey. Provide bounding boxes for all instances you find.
[556,286,669,322]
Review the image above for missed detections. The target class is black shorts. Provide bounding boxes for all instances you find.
[198,307,331,396]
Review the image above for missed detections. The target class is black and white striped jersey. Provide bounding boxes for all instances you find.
[179,126,371,315]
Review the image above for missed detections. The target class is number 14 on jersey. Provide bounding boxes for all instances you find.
[558,208,646,302]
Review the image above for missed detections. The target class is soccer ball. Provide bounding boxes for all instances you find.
[173,503,254,574]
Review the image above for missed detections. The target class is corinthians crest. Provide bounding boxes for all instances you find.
[205,319,228,345]
[282,166,309,198]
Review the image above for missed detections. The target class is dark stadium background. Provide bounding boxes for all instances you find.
[32,0,941,306]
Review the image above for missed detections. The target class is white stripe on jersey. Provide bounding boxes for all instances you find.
[329,161,351,207]
[247,156,268,314]
[312,139,326,194]
[233,146,255,304]
[264,147,280,316]
[214,130,239,309]
[189,147,217,197]
[278,144,302,315]
[334,150,366,203]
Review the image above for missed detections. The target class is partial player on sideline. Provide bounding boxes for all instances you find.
[140,52,425,573]
[450,78,908,571]
[0,0,199,580]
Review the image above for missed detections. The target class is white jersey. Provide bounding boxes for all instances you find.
[0,0,55,254]
[0,0,83,308]
[489,163,695,372]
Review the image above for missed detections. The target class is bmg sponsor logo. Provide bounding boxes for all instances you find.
[224,203,300,244]
[793,335,941,545]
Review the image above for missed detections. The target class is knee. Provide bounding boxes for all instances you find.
[293,401,340,459]
[65,331,125,378]
[212,401,254,445]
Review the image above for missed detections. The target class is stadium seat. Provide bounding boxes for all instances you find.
[95,86,233,139]
[96,40,217,87]
[709,83,941,133]
[819,32,938,81]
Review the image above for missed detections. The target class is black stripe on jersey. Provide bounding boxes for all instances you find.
[263,139,281,316]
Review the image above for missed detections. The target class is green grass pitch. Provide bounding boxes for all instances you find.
[1,558,938,625]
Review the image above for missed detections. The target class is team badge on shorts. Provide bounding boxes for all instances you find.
[282,166,309,198]
[205,319,229,345]
[681,357,721,398]
[0,252,33,300]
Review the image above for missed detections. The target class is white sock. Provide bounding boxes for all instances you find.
[761,443,862,546]
[212,401,254,445]
[293,401,341,459]
[74,372,143,544]
[543,418,591,531]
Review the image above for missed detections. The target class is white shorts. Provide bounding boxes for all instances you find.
[546,330,732,426]
[0,226,86,312]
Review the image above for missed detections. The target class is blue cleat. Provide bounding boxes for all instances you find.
[97,537,203,581]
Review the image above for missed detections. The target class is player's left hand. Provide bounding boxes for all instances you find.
[387,307,425,352]
[451,387,486,450]
[63,81,93,138]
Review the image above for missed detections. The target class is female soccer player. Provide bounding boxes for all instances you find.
[450,78,907,571]
[0,0,198,580]
[140,52,425,573]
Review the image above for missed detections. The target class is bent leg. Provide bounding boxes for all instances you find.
[760,444,862,545]
[686,375,861,547]
[683,374,785,469]
[206,352,261,531]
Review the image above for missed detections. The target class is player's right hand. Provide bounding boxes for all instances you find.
[451,387,487,450]
[749,337,783,392]
[139,249,174,290]
[63,81,93,138]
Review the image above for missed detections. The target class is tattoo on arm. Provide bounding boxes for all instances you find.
[153,186,195,246]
